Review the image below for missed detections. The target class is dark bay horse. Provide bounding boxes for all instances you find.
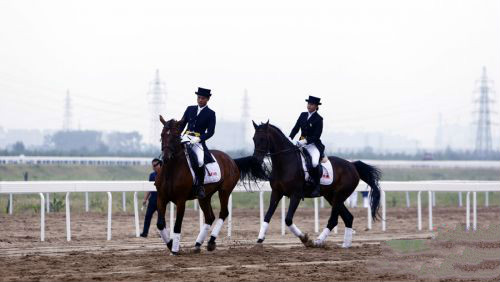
[156,116,267,255]
[252,121,381,248]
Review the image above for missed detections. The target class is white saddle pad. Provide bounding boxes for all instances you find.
[184,149,221,184]
[300,154,334,186]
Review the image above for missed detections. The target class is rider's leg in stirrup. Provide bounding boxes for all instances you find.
[193,143,206,199]
[305,144,321,197]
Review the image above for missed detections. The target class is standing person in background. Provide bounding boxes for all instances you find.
[140,158,162,238]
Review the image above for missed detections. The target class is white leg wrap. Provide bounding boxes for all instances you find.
[159,228,170,245]
[258,222,269,240]
[172,233,181,253]
[342,227,353,248]
[196,224,211,245]
[288,224,303,238]
[210,218,224,238]
[314,228,331,246]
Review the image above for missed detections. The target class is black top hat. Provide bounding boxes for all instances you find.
[195,87,212,97]
[305,95,321,105]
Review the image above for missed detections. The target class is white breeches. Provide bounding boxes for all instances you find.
[182,134,205,167]
[192,143,204,167]
[304,143,320,167]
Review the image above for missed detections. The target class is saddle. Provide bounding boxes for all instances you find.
[299,148,334,186]
[184,145,221,184]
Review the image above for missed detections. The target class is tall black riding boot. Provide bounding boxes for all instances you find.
[194,165,206,199]
[310,165,321,197]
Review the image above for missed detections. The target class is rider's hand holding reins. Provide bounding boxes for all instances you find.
[190,137,201,144]
[296,139,307,147]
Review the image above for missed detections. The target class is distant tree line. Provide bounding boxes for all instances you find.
[1,130,499,160]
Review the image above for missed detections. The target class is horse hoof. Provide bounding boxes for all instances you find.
[193,246,201,254]
[304,239,316,248]
[300,233,309,244]
[207,242,216,252]
[256,238,264,244]
[170,251,179,256]
[167,239,173,251]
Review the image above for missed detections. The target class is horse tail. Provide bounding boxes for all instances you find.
[352,161,382,221]
[234,156,269,190]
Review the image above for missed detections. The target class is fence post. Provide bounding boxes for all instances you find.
[458,192,462,207]
[9,193,13,214]
[405,191,410,208]
[473,191,477,231]
[122,192,126,212]
[281,196,286,236]
[133,192,140,237]
[65,192,71,241]
[417,191,422,231]
[46,193,50,213]
[382,190,386,231]
[39,193,45,242]
[107,192,112,240]
[85,192,89,212]
[228,194,232,237]
[367,201,372,230]
[428,191,433,231]
[466,191,470,230]
[485,191,489,207]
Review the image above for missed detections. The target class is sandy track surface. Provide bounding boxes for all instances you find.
[1,207,499,281]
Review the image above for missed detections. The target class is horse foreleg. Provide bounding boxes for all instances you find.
[156,196,172,250]
[257,189,283,243]
[171,201,186,255]
[285,194,308,245]
[194,197,215,252]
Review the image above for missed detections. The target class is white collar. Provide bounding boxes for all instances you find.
[307,111,316,118]
[197,105,207,114]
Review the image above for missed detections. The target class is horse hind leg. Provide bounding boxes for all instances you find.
[339,203,354,248]
[311,203,341,248]
[193,196,216,253]
[206,188,231,252]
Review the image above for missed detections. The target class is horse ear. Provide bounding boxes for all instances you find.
[252,120,258,130]
[159,115,167,126]
[263,119,269,129]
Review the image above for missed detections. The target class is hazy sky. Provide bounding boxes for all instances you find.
[1,0,499,148]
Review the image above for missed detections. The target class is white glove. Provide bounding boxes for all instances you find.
[296,139,307,147]
[190,137,201,144]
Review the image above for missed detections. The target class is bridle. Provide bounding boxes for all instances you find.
[161,125,185,160]
[254,128,298,157]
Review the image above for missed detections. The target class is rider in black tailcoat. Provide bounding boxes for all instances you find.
[178,87,216,199]
[289,95,325,197]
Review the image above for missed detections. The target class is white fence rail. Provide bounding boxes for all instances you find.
[1,180,499,242]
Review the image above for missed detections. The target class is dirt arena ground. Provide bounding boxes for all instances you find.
[1,206,499,281]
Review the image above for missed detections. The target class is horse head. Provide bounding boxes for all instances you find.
[251,120,271,162]
[159,115,182,162]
